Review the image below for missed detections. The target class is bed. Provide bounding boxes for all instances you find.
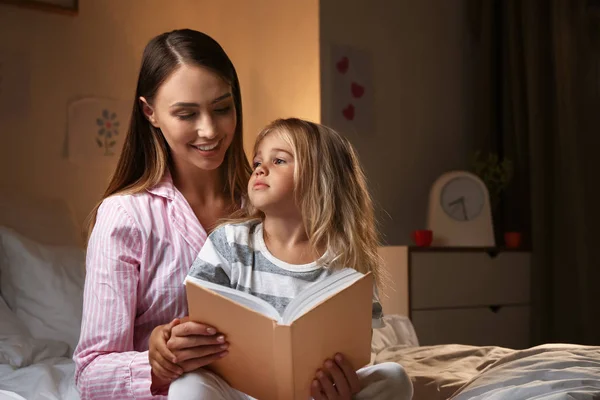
[373,331,600,399]
[1,191,599,400]
[0,191,83,400]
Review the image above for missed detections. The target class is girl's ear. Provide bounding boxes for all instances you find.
[139,97,159,128]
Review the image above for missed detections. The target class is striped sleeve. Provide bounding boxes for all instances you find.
[73,198,153,399]
[188,226,232,287]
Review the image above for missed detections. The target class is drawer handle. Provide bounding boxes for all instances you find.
[486,250,499,258]
[489,305,502,313]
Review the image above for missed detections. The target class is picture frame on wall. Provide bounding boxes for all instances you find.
[0,0,78,15]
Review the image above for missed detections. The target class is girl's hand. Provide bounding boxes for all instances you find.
[310,354,361,400]
[149,318,184,386]
[166,316,230,373]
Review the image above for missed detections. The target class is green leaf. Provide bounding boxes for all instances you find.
[469,150,514,203]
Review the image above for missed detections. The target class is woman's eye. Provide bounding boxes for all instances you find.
[176,113,195,120]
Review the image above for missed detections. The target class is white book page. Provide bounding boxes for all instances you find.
[281,268,364,324]
[185,276,282,321]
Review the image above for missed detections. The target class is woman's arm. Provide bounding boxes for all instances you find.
[73,198,154,399]
[147,225,234,383]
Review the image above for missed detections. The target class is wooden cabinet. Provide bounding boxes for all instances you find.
[378,246,531,349]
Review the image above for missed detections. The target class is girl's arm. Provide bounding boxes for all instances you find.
[73,199,153,399]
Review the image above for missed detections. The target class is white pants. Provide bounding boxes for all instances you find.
[168,362,413,400]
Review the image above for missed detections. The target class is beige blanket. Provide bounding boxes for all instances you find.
[375,344,513,400]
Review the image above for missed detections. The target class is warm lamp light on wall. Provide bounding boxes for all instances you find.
[0,0,78,15]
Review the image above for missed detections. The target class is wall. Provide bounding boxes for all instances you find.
[320,0,474,244]
[0,0,320,228]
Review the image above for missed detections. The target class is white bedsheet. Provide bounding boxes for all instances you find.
[0,357,79,400]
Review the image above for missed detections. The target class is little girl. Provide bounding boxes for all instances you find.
[168,118,413,399]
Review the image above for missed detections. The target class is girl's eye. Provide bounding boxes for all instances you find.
[253,161,261,169]
[214,106,232,115]
[274,158,285,165]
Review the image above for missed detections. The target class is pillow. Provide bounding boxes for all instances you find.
[0,294,31,365]
[0,295,29,338]
[0,227,86,355]
[0,296,70,367]
[372,314,420,354]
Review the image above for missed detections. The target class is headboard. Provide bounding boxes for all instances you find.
[0,190,81,247]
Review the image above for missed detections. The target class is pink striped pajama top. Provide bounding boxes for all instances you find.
[73,173,207,399]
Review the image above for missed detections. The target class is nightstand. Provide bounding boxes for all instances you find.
[378,246,531,349]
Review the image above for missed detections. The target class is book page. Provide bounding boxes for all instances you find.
[185,276,281,321]
[281,268,364,324]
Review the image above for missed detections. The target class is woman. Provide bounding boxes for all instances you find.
[73,29,251,399]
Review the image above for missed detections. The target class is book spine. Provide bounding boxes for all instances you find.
[273,324,294,400]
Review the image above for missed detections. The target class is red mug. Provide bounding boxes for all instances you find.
[504,232,522,249]
[411,230,433,247]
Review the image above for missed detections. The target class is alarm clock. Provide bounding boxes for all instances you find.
[426,170,495,247]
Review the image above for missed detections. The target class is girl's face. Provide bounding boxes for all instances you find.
[141,64,236,174]
[249,132,298,217]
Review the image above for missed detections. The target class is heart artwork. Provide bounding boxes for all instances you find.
[342,104,355,120]
[336,56,349,74]
[351,82,364,98]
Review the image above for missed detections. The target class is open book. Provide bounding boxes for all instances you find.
[185,268,373,400]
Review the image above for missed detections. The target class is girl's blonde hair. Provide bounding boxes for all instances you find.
[84,29,252,243]
[230,118,384,287]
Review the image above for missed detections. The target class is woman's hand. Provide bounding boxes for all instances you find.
[166,316,229,373]
[310,354,361,400]
[148,316,228,387]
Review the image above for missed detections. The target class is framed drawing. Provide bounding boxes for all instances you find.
[0,0,78,15]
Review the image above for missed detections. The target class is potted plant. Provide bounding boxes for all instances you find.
[471,151,521,248]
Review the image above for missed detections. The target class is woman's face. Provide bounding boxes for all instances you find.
[141,64,237,174]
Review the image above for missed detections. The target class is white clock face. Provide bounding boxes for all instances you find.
[440,177,485,221]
